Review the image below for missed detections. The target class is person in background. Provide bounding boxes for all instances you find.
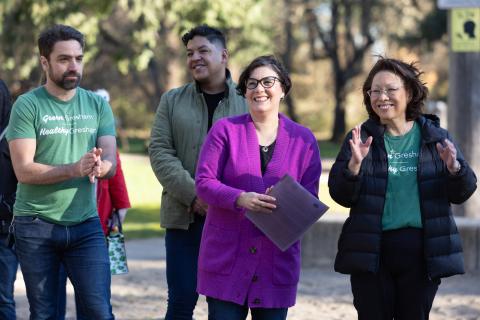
[0,79,18,320]
[149,25,247,319]
[6,24,116,319]
[57,88,131,319]
[195,55,321,319]
[329,57,477,320]
[93,88,131,232]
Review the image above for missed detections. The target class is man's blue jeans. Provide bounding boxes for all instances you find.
[57,263,89,320]
[165,215,205,320]
[207,297,288,320]
[14,216,114,320]
[0,232,18,320]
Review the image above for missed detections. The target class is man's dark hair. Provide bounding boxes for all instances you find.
[181,24,226,49]
[362,56,428,122]
[236,55,292,97]
[38,24,85,60]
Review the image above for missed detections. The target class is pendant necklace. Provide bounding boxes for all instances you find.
[262,146,269,153]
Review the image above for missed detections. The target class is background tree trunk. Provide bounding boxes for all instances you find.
[281,0,298,122]
[303,0,374,142]
[332,73,347,142]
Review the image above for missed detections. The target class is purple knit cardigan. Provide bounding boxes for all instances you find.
[195,113,321,308]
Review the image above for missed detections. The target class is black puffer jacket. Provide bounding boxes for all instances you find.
[329,114,477,279]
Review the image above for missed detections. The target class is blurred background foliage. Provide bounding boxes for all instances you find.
[1,0,449,145]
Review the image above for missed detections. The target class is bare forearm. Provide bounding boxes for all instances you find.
[15,162,78,185]
[94,136,117,180]
[9,138,103,185]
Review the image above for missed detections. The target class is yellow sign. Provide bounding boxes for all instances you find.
[452,8,480,52]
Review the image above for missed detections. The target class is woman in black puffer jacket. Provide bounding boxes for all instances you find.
[328,57,477,320]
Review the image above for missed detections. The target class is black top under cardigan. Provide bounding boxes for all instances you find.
[329,114,477,279]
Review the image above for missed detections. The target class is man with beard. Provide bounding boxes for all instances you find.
[6,25,116,319]
[149,25,247,319]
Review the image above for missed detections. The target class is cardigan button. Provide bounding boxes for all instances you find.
[249,247,257,254]
[253,298,261,304]
[252,275,258,282]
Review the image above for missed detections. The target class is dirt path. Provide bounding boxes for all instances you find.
[15,237,480,320]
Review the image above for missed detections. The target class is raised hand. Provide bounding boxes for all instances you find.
[436,139,460,174]
[348,125,373,175]
[236,191,276,213]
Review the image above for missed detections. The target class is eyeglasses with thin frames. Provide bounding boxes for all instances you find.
[246,76,282,90]
[367,86,403,98]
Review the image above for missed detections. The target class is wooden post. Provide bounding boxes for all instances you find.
[447,10,480,218]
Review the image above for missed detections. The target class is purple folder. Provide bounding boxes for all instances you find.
[246,174,329,251]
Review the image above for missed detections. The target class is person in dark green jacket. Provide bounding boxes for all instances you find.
[148,25,247,319]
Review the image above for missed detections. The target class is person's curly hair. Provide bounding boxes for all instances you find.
[362,56,429,122]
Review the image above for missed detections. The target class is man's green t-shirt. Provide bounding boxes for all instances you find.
[6,87,115,225]
[382,122,422,231]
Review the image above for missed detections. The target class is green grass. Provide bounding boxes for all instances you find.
[120,154,162,205]
[318,140,341,158]
[118,137,149,154]
[120,154,164,239]
[122,205,164,239]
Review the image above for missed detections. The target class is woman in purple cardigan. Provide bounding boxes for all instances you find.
[195,55,322,319]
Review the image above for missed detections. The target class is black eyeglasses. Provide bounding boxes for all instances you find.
[246,76,282,90]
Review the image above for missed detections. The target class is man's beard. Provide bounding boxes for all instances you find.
[49,69,82,90]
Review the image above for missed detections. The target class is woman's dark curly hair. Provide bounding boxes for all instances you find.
[236,55,292,97]
[362,57,428,122]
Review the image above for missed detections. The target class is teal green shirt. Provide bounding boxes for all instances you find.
[382,122,422,231]
[6,87,116,225]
